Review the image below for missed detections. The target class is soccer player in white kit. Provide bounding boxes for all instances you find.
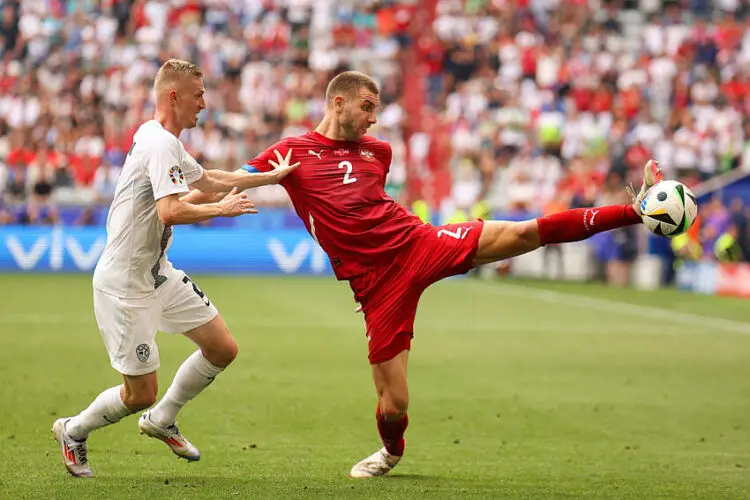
[51,59,298,477]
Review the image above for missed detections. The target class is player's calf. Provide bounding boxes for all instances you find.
[535,204,641,246]
[372,350,409,457]
[376,402,408,458]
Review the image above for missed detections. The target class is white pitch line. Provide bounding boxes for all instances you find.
[458,281,750,335]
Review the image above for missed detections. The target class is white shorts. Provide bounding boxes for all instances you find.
[93,267,219,376]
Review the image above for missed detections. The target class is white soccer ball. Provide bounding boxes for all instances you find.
[640,180,698,237]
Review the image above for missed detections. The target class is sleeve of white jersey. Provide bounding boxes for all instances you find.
[180,148,205,185]
[147,139,192,200]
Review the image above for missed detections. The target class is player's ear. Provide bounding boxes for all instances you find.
[168,89,177,105]
[334,95,346,112]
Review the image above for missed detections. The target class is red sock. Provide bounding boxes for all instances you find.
[376,403,408,457]
[537,205,641,246]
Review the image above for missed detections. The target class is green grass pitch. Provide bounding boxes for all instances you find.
[1,274,749,499]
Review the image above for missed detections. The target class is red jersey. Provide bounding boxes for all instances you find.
[244,132,424,280]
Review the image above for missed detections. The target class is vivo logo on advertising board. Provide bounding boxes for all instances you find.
[0,226,333,275]
[5,227,106,271]
[268,239,328,274]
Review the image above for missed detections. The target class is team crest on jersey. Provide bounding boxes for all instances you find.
[334,149,349,156]
[360,149,375,161]
[169,165,185,185]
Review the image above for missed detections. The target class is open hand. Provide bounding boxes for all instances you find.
[218,187,257,217]
[267,149,301,183]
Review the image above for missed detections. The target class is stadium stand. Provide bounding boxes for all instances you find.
[0,0,747,265]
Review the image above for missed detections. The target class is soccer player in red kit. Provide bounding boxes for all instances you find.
[239,71,663,477]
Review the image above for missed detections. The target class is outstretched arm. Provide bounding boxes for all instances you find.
[179,189,226,205]
[181,168,279,205]
[156,187,256,226]
[191,150,299,193]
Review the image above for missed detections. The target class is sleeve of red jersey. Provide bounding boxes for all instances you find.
[242,139,291,174]
[377,140,393,175]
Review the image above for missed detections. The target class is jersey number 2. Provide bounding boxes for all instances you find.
[338,161,357,184]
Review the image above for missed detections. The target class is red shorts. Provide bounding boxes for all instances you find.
[349,220,484,364]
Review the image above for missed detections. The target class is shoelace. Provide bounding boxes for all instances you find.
[167,424,182,438]
[71,442,88,464]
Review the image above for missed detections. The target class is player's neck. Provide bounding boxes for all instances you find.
[154,111,182,138]
[314,116,355,143]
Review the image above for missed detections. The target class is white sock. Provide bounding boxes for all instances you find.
[149,350,224,427]
[66,385,130,441]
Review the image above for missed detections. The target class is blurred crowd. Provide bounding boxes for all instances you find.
[0,0,747,268]
[0,0,414,223]
[421,0,750,270]
[427,0,749,213]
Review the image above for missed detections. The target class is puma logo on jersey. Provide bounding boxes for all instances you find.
[308,149,323,159]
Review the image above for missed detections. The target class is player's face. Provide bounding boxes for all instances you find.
[339,88,379,141]
[173,76,206,129]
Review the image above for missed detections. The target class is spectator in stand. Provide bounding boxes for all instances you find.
[424,0,748,233]
[0,0,413,214]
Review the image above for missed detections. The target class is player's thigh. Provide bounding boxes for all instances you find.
[410,221,484,284]
[353,271,420,366]
[372,350,409,415]
[472,219,541,265]
[93,287,161,376]
[158,269,234,366]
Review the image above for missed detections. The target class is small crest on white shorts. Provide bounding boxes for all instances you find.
[136,343,150,362]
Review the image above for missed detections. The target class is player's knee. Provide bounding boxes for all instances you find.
[123,389,157,412]
[203,339,238,368]
[513,220,541,250]
[222,340,239,366]
[380,394,409,419]
[122,375,158,412]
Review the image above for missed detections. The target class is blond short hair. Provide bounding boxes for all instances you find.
[325,71,379,104]
[154,59,203,92]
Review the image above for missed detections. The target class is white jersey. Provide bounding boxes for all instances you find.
[93,120,204,298]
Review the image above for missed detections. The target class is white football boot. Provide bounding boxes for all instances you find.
[138,411,200,461]
[51,418,92,477]
[349,447,402,478]
[630,159,665,216]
